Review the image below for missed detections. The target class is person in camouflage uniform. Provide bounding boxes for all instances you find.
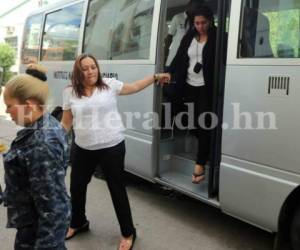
[2,64,70,250]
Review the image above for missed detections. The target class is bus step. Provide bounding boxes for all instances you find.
[169,154,209,177]
[157,154,210,199]
[155,174,219,208]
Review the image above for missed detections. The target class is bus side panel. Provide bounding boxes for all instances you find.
[220,64,300,231]
[100,63,157,179]
[220,155,300,232]
[99,64,155,136]
[124,132,154,179]
[41,62,74,109]
[222,66,300,175]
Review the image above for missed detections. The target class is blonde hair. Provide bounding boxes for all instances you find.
[5,64,49,106]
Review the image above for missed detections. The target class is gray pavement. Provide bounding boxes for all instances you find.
[0,89,274,250]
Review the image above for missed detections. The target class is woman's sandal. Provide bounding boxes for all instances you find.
[119,230,137,250]
[192,166,205,184]
[65,220,90,240]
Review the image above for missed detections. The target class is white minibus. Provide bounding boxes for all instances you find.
[20,0,300,249]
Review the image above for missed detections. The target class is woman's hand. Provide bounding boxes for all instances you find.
[155,73,171,85]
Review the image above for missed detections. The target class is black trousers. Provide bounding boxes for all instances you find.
[70,141,135,237]
[14,225,66,250]
[183,84,211,166]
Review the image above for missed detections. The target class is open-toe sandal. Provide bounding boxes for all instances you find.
[192,170,205,184]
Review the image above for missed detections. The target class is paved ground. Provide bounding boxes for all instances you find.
[0,87,274,250]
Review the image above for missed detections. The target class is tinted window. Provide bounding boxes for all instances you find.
[163,0,190,66]
[239,0,300,58]
[41,3,83,61]
[22,14,43,64]
[84,0,155,60]
[84,0,116,60]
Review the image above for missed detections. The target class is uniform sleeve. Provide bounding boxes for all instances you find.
[62,87,72,110]
[168,14,178,36]
[26,141,70,249]
[104,78,124,95]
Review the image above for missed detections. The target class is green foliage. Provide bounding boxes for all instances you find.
[266,10,300,57]
[0,43,16,85]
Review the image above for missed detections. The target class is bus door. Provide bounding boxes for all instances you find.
[83,0,160,180]
[155,0,229,204]
[220,0,300,232]
[20,0,85,109]
[40,1,84,109]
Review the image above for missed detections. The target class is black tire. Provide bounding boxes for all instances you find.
[290,205,300,250]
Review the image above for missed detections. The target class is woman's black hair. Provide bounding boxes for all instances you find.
[192,5,214,23]
[185,0,204,29]
[25,68,47,81]
[185,0,206,17]
[185,4,215,33]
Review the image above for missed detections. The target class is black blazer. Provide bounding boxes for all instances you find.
[166,26,217,104]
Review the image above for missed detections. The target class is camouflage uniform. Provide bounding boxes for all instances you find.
[2,113,70,250]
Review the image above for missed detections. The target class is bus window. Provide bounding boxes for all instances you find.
[239,0,300,58]
[41,3,83,61]
[84,0,116,60]
[110,0,154,60]
[164,0,192,67]
[21,14,43,64]
[84,0,155,60]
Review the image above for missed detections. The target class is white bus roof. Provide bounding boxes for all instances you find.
[26,0,84,17]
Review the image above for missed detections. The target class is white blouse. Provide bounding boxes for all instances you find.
[63,78,125,150]
[187,38,205,87]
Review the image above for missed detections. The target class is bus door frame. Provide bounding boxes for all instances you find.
[155,0,231,198]
[209,0,231,198]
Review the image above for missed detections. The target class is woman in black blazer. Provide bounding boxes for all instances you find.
[166,6,216,184]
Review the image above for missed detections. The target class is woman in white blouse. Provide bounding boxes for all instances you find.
[61,54,169,250]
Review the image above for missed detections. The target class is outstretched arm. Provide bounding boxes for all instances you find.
[119,73,170,95]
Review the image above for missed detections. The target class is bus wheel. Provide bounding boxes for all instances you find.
[290,205,300,250]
